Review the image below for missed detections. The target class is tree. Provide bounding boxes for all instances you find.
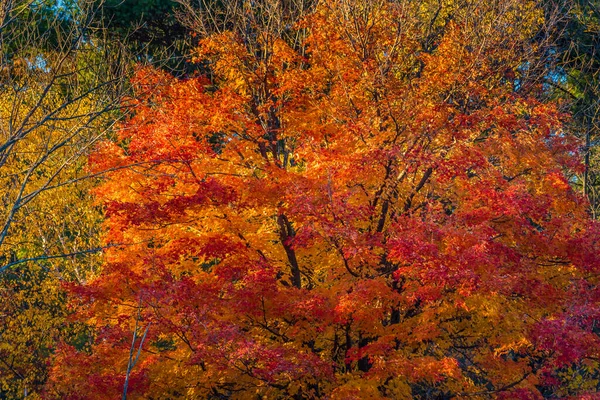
[0,0,127,271]
[542,0,600,218]
[0,0,130,396]
[50,0,600,398]
[93,0,195,76]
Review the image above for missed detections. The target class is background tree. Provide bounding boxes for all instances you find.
[49,0,600,398]
[93,0,195,75]
[0,0,130,396]
[542,0,600,218]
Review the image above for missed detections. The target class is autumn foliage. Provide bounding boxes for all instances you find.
[48,0,600,398]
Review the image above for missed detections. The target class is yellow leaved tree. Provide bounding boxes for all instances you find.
[0,0,129,397]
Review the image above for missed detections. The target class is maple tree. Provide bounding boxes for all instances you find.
[49,0,600,398]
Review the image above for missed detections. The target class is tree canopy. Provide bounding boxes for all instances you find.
[43,0,600,398]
